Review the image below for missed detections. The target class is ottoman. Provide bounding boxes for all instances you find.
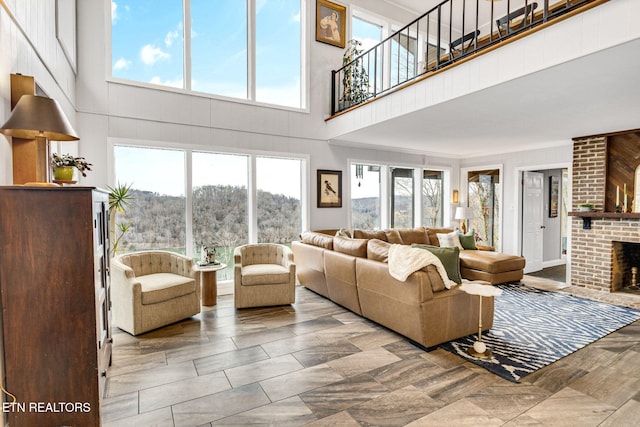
[459,249,526,285]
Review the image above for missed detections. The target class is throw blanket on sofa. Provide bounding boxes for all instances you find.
[388,244,457,289]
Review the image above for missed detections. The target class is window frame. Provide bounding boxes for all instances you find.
[107,0,308,112]
[108,137,309,260]
[348,159,452,231]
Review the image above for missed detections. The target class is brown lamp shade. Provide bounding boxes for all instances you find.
[0,95,79,141]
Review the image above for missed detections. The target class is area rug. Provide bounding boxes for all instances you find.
[439,282,640,382]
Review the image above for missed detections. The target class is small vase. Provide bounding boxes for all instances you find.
[53,166,76,181]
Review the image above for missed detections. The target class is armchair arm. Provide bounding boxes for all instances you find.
[477,245,495,251]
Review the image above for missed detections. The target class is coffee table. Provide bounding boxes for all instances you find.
[460,281,502,359]
[195,263,227,306]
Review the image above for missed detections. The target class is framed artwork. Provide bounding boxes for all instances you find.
[549,175,559,218]
[317,169,342,208]
[316,0,346,48]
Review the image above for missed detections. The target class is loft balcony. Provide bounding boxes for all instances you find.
[331,0,606,116]
[325,0,640,158]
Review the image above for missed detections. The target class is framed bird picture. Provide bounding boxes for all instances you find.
[317,169,342,208]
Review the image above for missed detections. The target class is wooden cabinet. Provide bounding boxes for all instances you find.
[0,186,111,426]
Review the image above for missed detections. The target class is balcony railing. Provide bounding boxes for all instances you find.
[331,0,603,115]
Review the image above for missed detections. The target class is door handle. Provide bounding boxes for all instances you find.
[540,225,546,229]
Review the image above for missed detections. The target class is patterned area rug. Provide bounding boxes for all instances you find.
[440,282,640,382]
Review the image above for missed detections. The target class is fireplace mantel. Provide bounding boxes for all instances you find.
[569,211,640,229]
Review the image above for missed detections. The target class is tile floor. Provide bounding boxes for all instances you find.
[101,277,640,426]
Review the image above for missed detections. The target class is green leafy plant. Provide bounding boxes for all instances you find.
[340,39,370,109]
[107,182,134,255]
[51,153,93,177]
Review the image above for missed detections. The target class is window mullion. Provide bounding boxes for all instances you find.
[184,0,191,91]
[247,0,256,101]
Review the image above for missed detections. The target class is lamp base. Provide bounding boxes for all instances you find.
[460,222,467,234]
[467,346,492,359]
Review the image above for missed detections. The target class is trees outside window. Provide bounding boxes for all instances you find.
[390,167,414,229]
[351,163,381,230]
[113,145,306,281]
[467,169,501,248]
[423,170,443,227]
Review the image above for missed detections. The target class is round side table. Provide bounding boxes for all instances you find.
[460,281,503,359]
[195,263,227,306]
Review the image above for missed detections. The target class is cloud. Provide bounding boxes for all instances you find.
[113,57,131,70]
[140,44,170,65]
[165,30,179,47]
[111,1,118,23]
[291,12,300,23]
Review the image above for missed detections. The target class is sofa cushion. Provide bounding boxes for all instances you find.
[385,229,403,244]
[459,250,526,273]
[241,264,290,285]
[436,231,464,250]
[412,244,462,284]
[425,228,454,246]
[138,273,196,305]
[353,229,387,241]
[334,236,368,258]
[300,231,334,250]
[367,239,391,262]
[398,227,429,245]
[458,230,477,250]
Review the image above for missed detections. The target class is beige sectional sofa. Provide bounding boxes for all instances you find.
[292,227,525,348]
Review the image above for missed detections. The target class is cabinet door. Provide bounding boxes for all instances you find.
[93,192,112,395]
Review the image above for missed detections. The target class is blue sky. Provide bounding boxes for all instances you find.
[111,0,301,106]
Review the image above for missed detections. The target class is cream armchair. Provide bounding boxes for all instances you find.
[234,244,296,308]
[111,251,201,335]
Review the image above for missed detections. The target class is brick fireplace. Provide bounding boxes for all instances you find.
[571,134,640,292]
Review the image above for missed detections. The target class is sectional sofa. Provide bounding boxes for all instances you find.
[292,227,525,348]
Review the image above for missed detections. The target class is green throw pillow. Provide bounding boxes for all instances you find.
[458,230,477,250]
[412,244,462,284]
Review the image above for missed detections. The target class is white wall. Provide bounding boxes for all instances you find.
[0,0,78,185]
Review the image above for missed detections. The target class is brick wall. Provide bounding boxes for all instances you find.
[571,137,640,291]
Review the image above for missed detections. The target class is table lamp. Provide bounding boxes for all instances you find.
[455,206,473,234]
[0,94,79,183]
[0,94,78,141]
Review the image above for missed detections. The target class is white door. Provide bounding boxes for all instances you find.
[522,171,544,273]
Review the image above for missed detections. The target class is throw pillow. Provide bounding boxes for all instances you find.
[335,228,351,238]
[412,244,462,284]
[436,231,464,250]
[457,229,477,250]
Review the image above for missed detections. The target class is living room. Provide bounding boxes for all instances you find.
[1,0,639,425]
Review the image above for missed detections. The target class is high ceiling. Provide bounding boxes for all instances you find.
[330,2,640,158]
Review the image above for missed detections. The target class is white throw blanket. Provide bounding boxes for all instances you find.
[388,244,457,289]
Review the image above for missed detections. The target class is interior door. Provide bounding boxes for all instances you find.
[522,171,544,273]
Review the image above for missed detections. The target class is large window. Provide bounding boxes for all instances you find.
[423,170,443,227]
[256,157,302,244]
[113,146,186,253]
[351,163,381,230]
[390,167,414,228]
[113,144,306,280]
[192,152,249,280]
[111,0,303,108]
[467,169,501,248]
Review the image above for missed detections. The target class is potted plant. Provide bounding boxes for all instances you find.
[577,203,594,212]
[51,153,92,181]
[107,182,134,255]
[340,39,370,110]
